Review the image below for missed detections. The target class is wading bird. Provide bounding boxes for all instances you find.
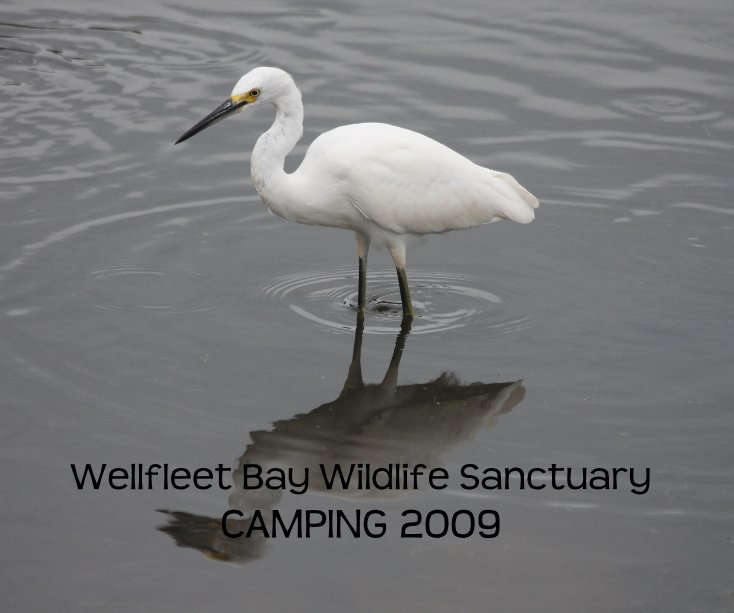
[176,67,538,318]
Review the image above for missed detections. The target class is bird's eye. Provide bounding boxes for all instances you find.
[250,89,261,97]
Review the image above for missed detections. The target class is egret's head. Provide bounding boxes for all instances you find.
[175,67,297,145]
[231,66,296,106]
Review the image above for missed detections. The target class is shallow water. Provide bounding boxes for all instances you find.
[2,0,733,611]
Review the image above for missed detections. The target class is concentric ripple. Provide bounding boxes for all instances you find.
[82,266,235,314]
[609,92,724,123]
[261,267,534,336]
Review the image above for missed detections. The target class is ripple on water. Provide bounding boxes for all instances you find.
[261,267,535,336]
[609,91,725,123]
[81,266,236,314]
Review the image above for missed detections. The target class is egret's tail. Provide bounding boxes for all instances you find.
[497,172,539,209]
[492,171,539,224]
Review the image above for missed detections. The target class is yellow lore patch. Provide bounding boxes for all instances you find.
[231,90,259,104]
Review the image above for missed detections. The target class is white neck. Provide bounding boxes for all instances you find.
[250,90,304,219]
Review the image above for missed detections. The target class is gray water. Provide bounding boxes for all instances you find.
[2,0,733,611]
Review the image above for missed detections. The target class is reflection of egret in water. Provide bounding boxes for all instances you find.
[158,313,525,562]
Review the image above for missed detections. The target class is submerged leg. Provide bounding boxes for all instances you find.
[388,242,414,319]
[355,233,369,313]
[380,314,412,390]
[340,310,365,396]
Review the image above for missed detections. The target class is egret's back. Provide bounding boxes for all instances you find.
[296,122,538,236]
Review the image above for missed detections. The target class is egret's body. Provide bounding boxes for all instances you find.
[176,67,538,318]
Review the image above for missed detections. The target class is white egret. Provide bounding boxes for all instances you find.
[176,67,538,318]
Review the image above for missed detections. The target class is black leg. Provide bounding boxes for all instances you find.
[396,267,414,319]
[358,256,367,313]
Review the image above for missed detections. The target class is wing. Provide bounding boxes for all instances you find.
[298,123,538,235]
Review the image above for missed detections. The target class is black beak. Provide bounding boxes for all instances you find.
[175,98,247,145]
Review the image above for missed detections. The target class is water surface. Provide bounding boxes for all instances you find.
[1,0,733,611]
